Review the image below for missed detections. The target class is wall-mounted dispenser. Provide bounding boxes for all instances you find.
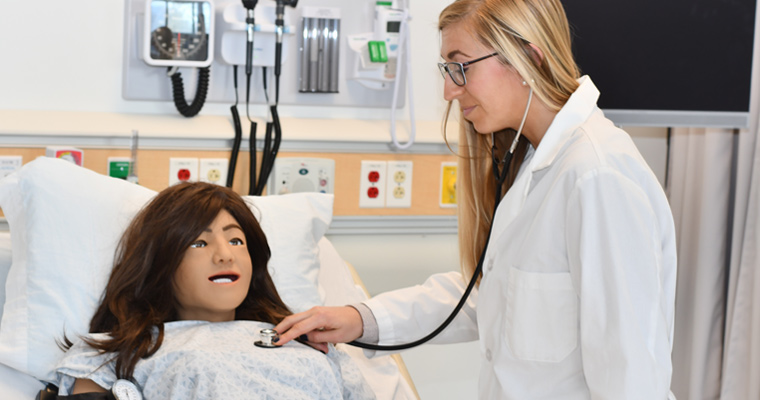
[299,6,340,93]
[346,2,404,90]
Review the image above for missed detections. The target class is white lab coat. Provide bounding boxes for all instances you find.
[364,76,677,399]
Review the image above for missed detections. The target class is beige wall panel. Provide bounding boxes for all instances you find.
[1,148,458,217]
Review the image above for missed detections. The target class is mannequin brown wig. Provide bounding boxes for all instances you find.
[74,182,291,379]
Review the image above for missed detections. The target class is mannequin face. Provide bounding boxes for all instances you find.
[441,22,531,134]
[173,210,252,322]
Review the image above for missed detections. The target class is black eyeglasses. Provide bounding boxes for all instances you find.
[438,53,498,86]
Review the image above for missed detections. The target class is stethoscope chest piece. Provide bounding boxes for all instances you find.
[112,379,143,400]
[254,328,280,348]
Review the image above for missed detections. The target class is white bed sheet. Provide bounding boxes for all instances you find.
[0,232,417,400]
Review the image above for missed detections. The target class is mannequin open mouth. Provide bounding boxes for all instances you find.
[208,274,240,284]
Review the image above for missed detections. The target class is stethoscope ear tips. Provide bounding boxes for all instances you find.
[254,328,280,348]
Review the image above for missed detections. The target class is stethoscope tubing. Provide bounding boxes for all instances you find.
[348,89,533,351]
[348,152,511,351]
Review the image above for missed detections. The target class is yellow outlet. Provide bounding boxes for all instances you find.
[393,170,406,183]
[440,162,457,207]
[206,168,221,182]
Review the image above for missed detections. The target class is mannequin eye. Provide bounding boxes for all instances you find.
[229,238,244,246]
[189,240,207,248]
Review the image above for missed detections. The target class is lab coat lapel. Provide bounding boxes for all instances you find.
[484,76,600,255]
[486,163,531,254]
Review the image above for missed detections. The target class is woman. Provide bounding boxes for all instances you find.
[50,182,373,399]
[275,0,677,398]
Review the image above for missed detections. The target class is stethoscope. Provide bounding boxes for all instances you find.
[256,88,534,351]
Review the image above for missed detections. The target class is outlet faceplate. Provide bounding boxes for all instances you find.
[199,158,229,186]
[359,160,387,208]
[169,158,199,186]
[386,161,413,208]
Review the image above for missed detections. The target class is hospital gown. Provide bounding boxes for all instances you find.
[55,320,376,399]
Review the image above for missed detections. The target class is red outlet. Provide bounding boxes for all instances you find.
[368,171,380,183]
[178,169,191,181]
[367,187,379,198]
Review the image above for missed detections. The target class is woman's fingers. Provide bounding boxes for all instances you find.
[302,339,329,353]
[274,306,363,347]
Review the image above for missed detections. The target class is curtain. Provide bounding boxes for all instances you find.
[668,127,736,399]
[720,124,760,398]
[669,123,760,399]
[668,5,760,394]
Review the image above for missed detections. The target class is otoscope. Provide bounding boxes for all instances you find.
[274,0,298,104]
[227,0,258,189]
[250,0,297,196]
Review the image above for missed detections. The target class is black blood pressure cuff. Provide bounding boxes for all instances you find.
[349,303,379,344]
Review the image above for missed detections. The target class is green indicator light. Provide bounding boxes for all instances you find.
[368,41,388,63]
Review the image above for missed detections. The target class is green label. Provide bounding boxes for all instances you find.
[109,161,131,179]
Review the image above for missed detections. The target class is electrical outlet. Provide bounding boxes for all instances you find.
[440,162,457,207]
[359,160,387,208]
[386,160,413,208]
[169,158,199,186]
[200,158,229,185]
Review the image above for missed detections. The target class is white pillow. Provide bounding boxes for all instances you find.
[0,157,332,382]
[0,232,12,327]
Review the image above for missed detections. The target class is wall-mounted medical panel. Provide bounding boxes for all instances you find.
[122,0,407,108]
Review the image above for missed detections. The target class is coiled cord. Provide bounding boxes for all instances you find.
[169,67,210,117]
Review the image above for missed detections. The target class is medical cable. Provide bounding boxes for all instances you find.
[227,66,243,188]
[251,66,273,195]
[241,0,260,195]
[168,66,210,117]
[348,88,533,351]
[249,1,296,195]
[389,2,416,150]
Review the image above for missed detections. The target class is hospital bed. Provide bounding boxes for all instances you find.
[0,157,419,400]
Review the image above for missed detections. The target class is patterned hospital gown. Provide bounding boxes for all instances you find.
[55,320,376,399]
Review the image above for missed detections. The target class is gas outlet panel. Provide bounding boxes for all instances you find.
[268,157,335,195]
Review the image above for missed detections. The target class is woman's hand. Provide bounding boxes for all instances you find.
[274,306,363,353]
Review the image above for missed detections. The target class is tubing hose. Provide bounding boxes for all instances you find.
[227,106,243,188]
[169,67,210,117]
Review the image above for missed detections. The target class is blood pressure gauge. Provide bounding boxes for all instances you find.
[143,0,215,67]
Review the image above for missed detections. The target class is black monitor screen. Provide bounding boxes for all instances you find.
[562,0,756,126]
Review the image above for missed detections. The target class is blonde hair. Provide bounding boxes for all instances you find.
[439,0,580,283]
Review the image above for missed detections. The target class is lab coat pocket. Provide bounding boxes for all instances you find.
[505,267,578,363]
